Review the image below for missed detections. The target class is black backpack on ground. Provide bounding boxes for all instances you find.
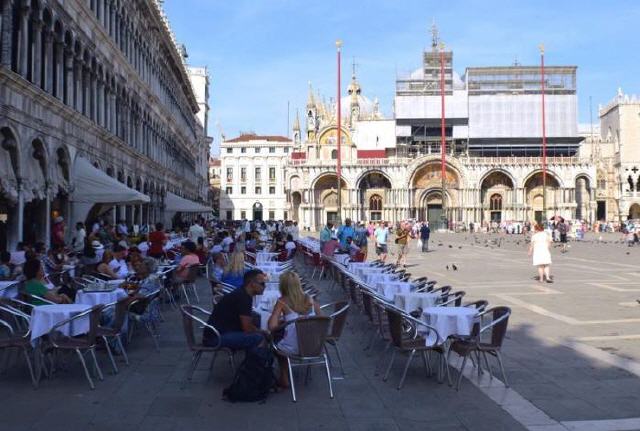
[223,347,277,402]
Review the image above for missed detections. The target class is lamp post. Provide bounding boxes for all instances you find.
[439,42,447,230]
[336,39,343,225]
[540,44,547,224]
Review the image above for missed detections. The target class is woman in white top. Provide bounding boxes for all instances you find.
[528,223,553,283]
[268,271,321,388]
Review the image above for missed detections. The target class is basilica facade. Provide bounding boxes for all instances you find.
[286,35,596,231]
[0,0,210,249]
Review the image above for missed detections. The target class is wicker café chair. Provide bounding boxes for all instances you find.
[450,306,511,391]
[382,306,450,390]
[180,305,236,382]
[320,301,350,377]
[48,305,104,390]
[0,305,40,388]
[273,316,333,402]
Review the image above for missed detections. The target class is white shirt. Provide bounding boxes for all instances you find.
[285,241,296,252]
[291,225,299,240]
[117,223,128,236]
[73,228,86,252]
[188,224,205,243]
[108,258,129,279]
[222,236,233,252]
[210,244,223,254]
[138,241,149,256]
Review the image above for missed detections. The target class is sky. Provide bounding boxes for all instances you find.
[163,0,640,154]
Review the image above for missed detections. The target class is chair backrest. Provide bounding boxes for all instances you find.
[385,308,405,348]
[180,305,198,350]
[186,265,200,282]
[295,316,331,357]
[111,297,132,331]
[465,300,488,312]
[484,306,511,348]
[326,301,350,339]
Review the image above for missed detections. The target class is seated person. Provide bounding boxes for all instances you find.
[97,251,121,279]
[268,271,322,388]
[128,246,144,268]
[109,245,130,279]
[210,252,225,282]
[43,245,66,275]
[221,251,246,289]
[174,241,201,281]
[321,235,340,257]
[284,234,296,257]
[209,237,223,255]
[0,251,13,280]
[128,258,162,317]
[203,269,267,352]
[23,259,72,305]
[137,235,149,256]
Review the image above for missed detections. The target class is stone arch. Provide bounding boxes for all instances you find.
[355,169,393,190]
[480,170,515,223]
[629,203,640,220]
[524,171,561,224]
[523,170,562,189]
[0,125,21,178]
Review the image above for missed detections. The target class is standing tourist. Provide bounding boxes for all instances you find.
[374,222,389,262]
[148,222,167,259]
[354,222,368,260]
[529,223,553,283]
[337,218,355,248]
[395,222,410,267]
[52,216,66,247]
[72,222,86,254]
[420,221,431,252]
[188,219,205,244]
[319,222,333,250]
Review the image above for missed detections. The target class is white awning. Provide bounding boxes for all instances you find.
[71,157,150,204]
[165,192,212,213]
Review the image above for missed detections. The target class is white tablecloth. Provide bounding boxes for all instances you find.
[0,281,19,299]
[394,292,440,313]
[76,288,128,306]
[256,252,279,264]
[30,304,92,342]
[334,254,350,265]
[364,273,399,285]
[348,262,373,273]
[254,290,280,311]
[421,307,478,345]
[376,282,412,301]
[298,237,320,253]
[355,267,387,279]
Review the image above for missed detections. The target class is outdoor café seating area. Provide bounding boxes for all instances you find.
[0,227,511,403]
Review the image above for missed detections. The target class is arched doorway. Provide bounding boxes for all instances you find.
[313,174,348,227]
[412,162,460,228]
[253,202,263,221]
[629,204,640,220]
[524,172,560,224]
[480,171,514,223]
[358,172,391,222]
[0,127,19,249]
[490,194,503,223]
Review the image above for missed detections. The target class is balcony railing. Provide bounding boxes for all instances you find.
[288,155,586,167]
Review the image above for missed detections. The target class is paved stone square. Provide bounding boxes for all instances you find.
[2,234,640,431]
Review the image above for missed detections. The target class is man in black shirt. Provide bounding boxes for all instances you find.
[203,269,267,352]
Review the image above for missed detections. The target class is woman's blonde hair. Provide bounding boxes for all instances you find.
[224,251,245,275]
[279,271,311,314]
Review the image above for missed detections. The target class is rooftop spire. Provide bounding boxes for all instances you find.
[431,19,439,50]
[306,81,315,108]
[293,109,300,131]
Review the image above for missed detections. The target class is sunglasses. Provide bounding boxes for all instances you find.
[255,281,266,287]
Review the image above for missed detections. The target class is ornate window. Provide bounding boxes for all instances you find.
[490,194,502,211]
[370,194,383,221]
[331,149,338,159]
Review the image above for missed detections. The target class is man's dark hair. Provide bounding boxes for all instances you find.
[155,222,163,231]
[0,251,11,263]
[23,259,41,280]
[243,269,264,287]
[182,241,197,253]
[34,242,46,254]
[113,244,126,253]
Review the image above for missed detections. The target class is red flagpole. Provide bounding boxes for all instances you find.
[440,44,446,229]
[540,45,547,219]
[336,40,343,224]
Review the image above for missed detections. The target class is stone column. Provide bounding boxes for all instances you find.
[17,180,24,242]
[44,184,51,249]
[0,0,13,67]
[62,46,72,102]
[43,29,53,93]
[18,5,30,78]
[31,18,42,87]
[74,57,83,112]
[91,71,98,122]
